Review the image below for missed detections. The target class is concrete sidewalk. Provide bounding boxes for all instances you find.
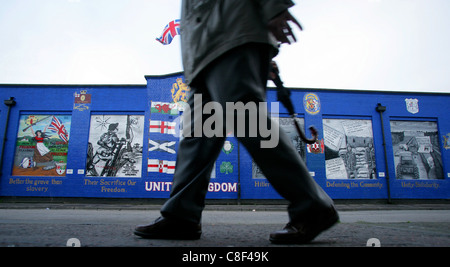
[1,200,449,211]
[0,204,449,247]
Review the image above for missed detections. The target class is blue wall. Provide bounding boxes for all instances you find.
[0,73,449,200]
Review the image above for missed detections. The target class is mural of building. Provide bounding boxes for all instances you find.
[0,72,449,200]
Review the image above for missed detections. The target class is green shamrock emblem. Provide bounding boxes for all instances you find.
[220,161,234,174]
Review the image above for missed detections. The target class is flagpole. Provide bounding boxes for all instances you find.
[21,115,52,132]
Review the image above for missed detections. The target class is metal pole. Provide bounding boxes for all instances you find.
[376,103,392,204]
[0,97,16,176]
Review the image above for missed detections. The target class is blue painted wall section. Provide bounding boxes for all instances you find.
[0,73,449,200]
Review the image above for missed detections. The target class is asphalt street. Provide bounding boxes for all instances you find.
[0,205,449,247]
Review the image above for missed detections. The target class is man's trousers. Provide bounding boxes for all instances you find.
[160,43,334,224]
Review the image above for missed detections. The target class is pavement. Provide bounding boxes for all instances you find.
[0,202,449,247]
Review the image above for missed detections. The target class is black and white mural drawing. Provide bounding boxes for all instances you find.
[86,115,144,177]
[324,119,376,180]
[390,120,444,180]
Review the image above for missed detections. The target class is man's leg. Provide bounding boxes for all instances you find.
[160,85,226,224]
[136,43,337,241]
[202,43,335,224]
[134,84,225,239]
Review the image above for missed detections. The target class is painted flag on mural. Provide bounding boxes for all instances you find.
[148,159,176,174]
[307,139,325,154]
[151,102,179,115]
[156,19,181,45]
[48,116,69,143]
[149,120,176,135]
[149,140,177,154]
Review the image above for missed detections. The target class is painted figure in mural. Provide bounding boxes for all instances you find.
[29,126,56,171]
[97,123,120,157]
[87,123,121,176]
[135,0,339,244]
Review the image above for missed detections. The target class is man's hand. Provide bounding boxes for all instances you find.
[268,10,303,44]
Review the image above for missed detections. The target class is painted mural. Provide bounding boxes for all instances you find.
[1,76,449,200]
[13,115,71,177]
[390,120,444,180]
[86,115,144,178]
[324,119,376,180]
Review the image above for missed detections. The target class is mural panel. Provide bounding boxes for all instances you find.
[324,119,376,180]
[13,115,71,177]
[390,120,444,180]
[86,115,144,178]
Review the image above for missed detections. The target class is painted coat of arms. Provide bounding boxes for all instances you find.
[405,98,419,114]
[170,78,191,111]
[171,78,190,103]
[304,93,321,115]
[222,141,234,155]
[443,133,450,150]
[74,90,92,111]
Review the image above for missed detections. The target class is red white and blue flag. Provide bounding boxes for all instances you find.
[156,19,181,45]
[48,116,69,143]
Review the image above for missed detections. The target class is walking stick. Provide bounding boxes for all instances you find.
[269,61,318,145]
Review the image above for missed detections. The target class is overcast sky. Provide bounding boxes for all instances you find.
[0,0,449,93]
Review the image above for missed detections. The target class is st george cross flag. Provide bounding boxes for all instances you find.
[156,19,181,45]
[149,120,176,135]
[148,159,176,174]
[48,116,69,143]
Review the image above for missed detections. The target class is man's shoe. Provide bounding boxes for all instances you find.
[269,206,339,244]
[134,216,202,240]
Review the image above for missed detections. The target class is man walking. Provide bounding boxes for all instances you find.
[135,0,338,244]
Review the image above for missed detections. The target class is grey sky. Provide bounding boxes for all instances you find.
[0,0,449,93]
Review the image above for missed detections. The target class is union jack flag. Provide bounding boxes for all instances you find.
[48,116,69,143]
[156,19,181,45]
